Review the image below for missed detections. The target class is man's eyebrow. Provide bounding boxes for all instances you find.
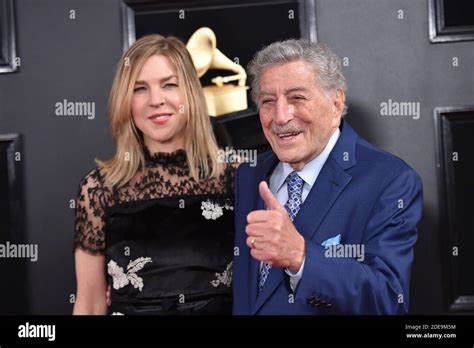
[258,91,275,98]
[285,86,308,94]
[134,75,178,85]
[258,86,309,98]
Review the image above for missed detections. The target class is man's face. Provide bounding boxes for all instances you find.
[258,60,345,170]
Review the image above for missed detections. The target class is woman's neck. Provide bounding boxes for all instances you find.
[144,141,184,155]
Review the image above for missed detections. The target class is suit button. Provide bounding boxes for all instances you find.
[325,303,332,308]
[307,296,316,305]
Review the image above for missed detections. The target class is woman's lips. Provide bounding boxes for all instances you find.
[148,113,172,125]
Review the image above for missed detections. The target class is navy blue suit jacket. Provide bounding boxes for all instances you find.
[232,120,423,315]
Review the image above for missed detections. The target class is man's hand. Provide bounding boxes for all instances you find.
[245,181,306,272]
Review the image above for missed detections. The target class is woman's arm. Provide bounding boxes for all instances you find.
[73,169,110,315]
[73,249,108,315]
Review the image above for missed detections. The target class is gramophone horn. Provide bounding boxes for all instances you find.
[186,27,246,85]
[186,27,216,77]
[186,27,249,116]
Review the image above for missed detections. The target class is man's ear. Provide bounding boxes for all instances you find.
[333,88,345,116]
[330,89,345,128]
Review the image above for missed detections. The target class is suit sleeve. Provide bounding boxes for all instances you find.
[295,167,423,314]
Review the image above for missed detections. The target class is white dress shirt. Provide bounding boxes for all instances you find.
[265,128,341,291]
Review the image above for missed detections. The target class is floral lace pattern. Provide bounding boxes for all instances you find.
[74,149,236,254]
[107,257,153,292]
[201,198,234,220]
[210,261,233,288]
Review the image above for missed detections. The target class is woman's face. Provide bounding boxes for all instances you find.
[132,54,187,153]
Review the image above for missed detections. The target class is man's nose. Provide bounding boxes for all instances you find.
[273,99,294,125]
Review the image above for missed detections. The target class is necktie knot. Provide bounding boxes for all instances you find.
[286,171,303,200]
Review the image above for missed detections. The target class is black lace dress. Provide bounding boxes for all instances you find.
[74,149,236,315]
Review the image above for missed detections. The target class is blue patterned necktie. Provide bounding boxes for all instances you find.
[258,171,304,293]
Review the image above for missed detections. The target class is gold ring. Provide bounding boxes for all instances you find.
[251,238,255,247]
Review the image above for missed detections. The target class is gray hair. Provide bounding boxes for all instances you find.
[247,39,347,107]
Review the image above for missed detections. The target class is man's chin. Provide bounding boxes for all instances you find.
[274,152,303,166]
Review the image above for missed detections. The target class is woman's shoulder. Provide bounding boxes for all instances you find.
[78,167,105,190]
[76,166,114,201]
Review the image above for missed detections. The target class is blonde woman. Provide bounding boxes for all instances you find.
[73,35,236,315]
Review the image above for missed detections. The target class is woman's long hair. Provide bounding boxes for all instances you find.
[97,34,223,187]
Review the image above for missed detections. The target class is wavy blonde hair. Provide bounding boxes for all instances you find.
[97,34,223,187]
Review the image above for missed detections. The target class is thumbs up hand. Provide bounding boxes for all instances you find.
[245,181,306,272]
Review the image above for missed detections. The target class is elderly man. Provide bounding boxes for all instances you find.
[232,39,423,315]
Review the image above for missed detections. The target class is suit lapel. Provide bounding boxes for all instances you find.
[296,119,358,243]
[294,158,352,242]
[253,263,284,313]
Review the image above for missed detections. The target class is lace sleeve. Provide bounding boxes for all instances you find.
[74,168,110,255]
[224,162,238,195]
